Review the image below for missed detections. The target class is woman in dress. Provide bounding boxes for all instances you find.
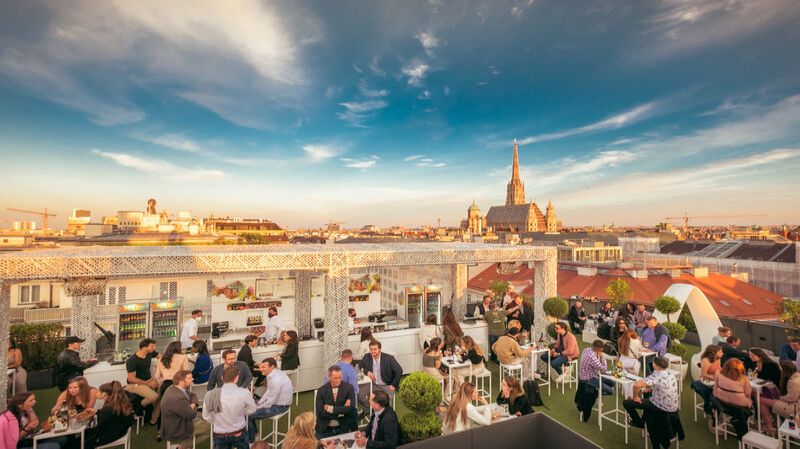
[84,381,134,449]
[496,375,532,416]
[190,340,213,384]
[280,330,301,371]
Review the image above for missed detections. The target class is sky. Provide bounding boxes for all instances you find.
[1,0,800,229]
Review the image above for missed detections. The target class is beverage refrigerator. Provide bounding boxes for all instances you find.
[117,302,149,354]
[404,285,424,328]
[424,284,442,326]
[150,300,181,352]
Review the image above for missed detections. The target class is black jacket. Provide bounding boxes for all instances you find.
[237,345,257,375]
[364,406,398,449]
[574,380,599,422]
[55,348,97,391]
[281,341,300,371]
[721,343,755,371]
[207,361,253,390]
[86,407,134,447]
[359,353,403,389]
[315,382,358,434]
[496,392,533,416]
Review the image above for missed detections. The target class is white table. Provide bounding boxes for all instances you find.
[598,373,635,444]
[779,419,800,449]
[441,356,470,401]
[751,379,765,433]
[524,346,551,396]
[34,422,87,449]
[639,350,656,377]
[321,431,366,449]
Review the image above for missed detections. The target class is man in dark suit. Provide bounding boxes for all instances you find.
[720,335,755,370]
[355,390,398,449]
[161,370,210,449]
[315,365,358,438]
[358,340,402,411]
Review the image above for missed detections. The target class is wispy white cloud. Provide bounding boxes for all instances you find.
[341,155,379,169]
[416,31,439,56]
[513,150,638,190]
[302,144,339,163]
[358,80,389,98]
[404,155,425,162]
[518,101,658,145]
[337,100,388,127]
[418,90,432,100]
[91,148,224,181]
[403,154,446,168]
[511,0,535,18]
[136,134,202,153]
[402,60,430,86]
[368,56,386,77]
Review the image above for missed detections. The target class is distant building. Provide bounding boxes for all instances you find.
[461,199,487,235]
[485,141,559,233]
[205,217,287,242]
[11,221,36,232]
[66,209,91,235]
[557,241,622,263]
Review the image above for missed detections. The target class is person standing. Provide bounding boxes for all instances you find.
[315,365,358,438]
[348,308,358,334]
[207,349,253,390]
[475,295,492,317]
[7,339,27,394]
[203,366,257,449]
[264,307,285,344]
[279,330,301,371]
[502,286,515,308]
[358,341,402,410]
[712,327,732,345]
[418,314,440,350]
[125,338,160,424]
[247,358,294,443]
[354,390,398,449]
[484,302,506,363]
[442,309,464,351]
[180,309,203,350]
[161,370,210,449]
[54,336,98,391]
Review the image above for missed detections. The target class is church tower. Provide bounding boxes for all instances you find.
[466,198,484,235]
[545,198,558,232]
[505,140,526,206]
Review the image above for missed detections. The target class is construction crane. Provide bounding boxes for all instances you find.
[6,207,57,230]
[664,212,767,234]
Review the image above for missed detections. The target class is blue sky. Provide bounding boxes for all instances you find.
[1,0,799,229]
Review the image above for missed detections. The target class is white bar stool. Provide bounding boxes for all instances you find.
[97,429,131,449]
[259,409,292,449]
[560,360,579,394]
[499,362,523,384]
[742,431,781,449]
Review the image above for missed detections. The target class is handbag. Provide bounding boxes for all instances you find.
[761,382,781,400]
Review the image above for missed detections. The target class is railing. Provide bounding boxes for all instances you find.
[23,307,72,323]
[10,308,26,322]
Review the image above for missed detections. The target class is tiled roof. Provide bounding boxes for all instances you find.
[660,241,710,255]
[727,243,796,263]
[485,203,546,231]
[468,263,783,320]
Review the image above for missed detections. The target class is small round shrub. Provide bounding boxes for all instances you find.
[543,297,568,319]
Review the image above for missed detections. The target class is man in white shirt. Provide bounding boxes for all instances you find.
[502,286,515,308]
[247,357,294,443]
[180,309,203,349]
[202,365,256,449]
[264,307,285,343]
[348,308,357,334]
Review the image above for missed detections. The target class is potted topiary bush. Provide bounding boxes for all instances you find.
[655,296,689,381]
[398,371,443,444]
[543,297,568,339]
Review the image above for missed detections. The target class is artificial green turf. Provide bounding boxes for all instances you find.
[28,342,742,448]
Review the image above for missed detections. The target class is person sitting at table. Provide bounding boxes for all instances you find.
[712,326,732,345]
[421,338,446,384]
[283,412,336,449]
[778,337,800,364]
[545,323,579,382]
[615,302,636,328]
[496,375,532,416]
[568,301,588,334]
[51,376,97,415]
[641,317,669,357]
[324,350,360,398]
[358,341,403,411]
[610,318,629,348]
[623,357,680,447]
[84,381,134,449]
[124,338,160,425]
[761,361,800,436]
[355,390,398,449]
[493,328,532,376]
[207,349,253,390]
[419,314,440,350]
[190,340,213,385]
[237,335,258,376]
[720,335,755,371]
[7,339,27,394]
[357,328,374,361]
[248,358,294,443]
[55,336,97,392]
[155,341,189,395]
[633,304,652,333]
[597,302,614,324]
[617,330,643,375]
[442,382,493,435]
[442,309,464,351]
[1,392,62,449]
[279,330,301,371]
[750,347,781,386]
[315,365,358,438]
[690,344,722,431]
[453,336,487,383]
[713,358,753,441]
[161,370,210,449]
[578,340,614,395]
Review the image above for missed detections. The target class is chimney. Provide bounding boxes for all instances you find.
[692,267,709,279]
[577,267,598,277]
[630,269,648,279]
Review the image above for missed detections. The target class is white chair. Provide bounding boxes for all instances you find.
[259,409,292,449]
[191,382,209,407]
[714,408,738,445]
[134,415,143,435]
[284,369,300,406]
[499,362,523,384]
[742,431,781,449]
[472,369,492,403]
[97,429,131,449]
[693,391,706,422]
[560,360,579,394]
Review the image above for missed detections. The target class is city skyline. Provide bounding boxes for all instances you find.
[1,1,800,229]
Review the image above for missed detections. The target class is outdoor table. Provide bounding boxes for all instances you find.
[321,431,366,449]
[750,378,766,433]
[598,373,636,444]
[7,368,15,395]
[441,355,470,401]
[488,402,517,424]
[778,419,800,449]
[639,350,656,377]
[34,421,87,449]
[523,345,551,396]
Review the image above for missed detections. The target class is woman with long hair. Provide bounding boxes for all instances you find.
[443,382,493,434]
[191,340,213,384]
[750,347,782,386]
[51,376,97,414]
[422,337,445,380]
[454,336,486,379]
[7,339,27,394]
[616,302,635,328]
[357,328,373,360]
[610,318,629,345]
[617,329,642,375]
[713,358,753,440]
[691,344,722,430]
[1,392,60,449]
[760,361,800,435]
[84,381,134,449]
[281,412,336,449]
[442,309,464,351]
[155,341,189,388]
[419,314,441,350]
[280,330,301,371]
[496,375,532,416]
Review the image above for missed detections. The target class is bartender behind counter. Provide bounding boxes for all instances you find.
[265,306,285,343]
[348,308,357,334]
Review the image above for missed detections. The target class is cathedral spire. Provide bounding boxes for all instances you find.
[505,140,526,206]
[511,139,521,183]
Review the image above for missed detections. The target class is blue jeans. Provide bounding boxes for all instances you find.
[691,380,714,414]
[547,354,569,375]
[213,432,249,449]
[248,404,290,442]
[587,376,615,395]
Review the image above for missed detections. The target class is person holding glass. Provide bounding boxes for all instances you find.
[495,375,532,416]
